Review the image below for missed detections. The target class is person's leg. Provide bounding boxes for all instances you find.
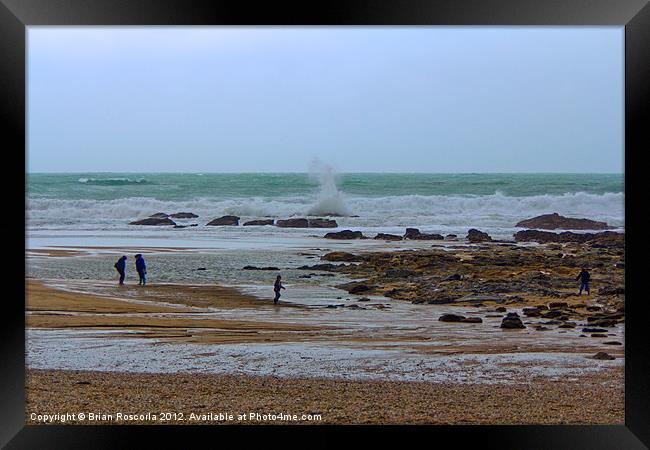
[585,282,590,295]
[274,290,280,304]
[119,270,125,285]
[142,272,146,286]
[578,283,583,295]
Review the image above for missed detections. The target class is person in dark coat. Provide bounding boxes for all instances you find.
[576,267,591,295]
[114,255,127,285]
[135,254,147,286]
[273,275,286,304]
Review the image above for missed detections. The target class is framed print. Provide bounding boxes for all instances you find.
[2,0,649,448]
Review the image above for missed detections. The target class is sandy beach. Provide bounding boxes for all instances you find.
[26,367,623,425]
[25,234,625,424]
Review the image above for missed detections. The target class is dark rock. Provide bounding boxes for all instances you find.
[307,218,338,228]
[467,229,492,243]
[515,213,613,230]
[324,230,364,239]
[149,212,169,218]
[243,219,275,226]
[130,217,177,226]
[206,215,240,226]
[439,314,466,322]
[582,328,607,333]
[170,212,198,219]
[558,322,576,328]
[444,274,462,281]
[196,267,207,271]
[495,306,507,312]
[592,352,615,360]
[321,252,363,262]
[603,341,622,345]
[591,333,608,338]
[276,218,309,228]
[173,225,188,229]
[374,233,403,241]
[242,266,280,271]
[358,297,371,302]
[445,234,458,240]
[404,228,444,240]
[500,313,525,329]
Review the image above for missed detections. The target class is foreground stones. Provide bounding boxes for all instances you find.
[321,252,364,262]
[516,213,613,230]
[439,314,483,323]
[592,352,616,360]
[130,217,177,226]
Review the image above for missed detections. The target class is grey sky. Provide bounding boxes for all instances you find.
[27,27,623,173]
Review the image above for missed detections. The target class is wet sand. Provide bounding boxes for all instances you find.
[27,279,331,345]
[26,368,624,425]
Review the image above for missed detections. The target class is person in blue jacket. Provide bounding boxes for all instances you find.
[114,255,127,286]
[576,267,591,295]
[135,254,147,286]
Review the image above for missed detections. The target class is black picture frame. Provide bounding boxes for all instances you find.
[3,0,648,448]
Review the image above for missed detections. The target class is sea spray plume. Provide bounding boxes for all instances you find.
[306,160,351,216]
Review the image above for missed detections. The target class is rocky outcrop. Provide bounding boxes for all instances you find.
[170,212,198,219]
[514,230,624,245]
[324,230,364,239]
[243,219,275,226]
[500,312,525,329]
[276,218,309,228]
[242,266,280,270]
[206,215,240,226]
[516,213,613,230]
[374,233,403,241]
[467,229,492,243]
[403,228,444,240]
[321,252,363,262]
[149,212,169,218]
[130,217,176,226]
[308,218,338,228]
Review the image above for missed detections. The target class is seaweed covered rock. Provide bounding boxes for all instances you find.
[500,312,525,329]
[130,217,176,226]
[206,215,240,226]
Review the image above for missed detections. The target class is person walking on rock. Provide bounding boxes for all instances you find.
[273,275,286,304]
[576,267,591,295]
[135,254,147,286]
[114,255,127,286]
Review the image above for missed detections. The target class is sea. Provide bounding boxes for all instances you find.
[27,172,624,244]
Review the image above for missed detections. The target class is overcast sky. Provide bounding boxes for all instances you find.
[27,27,623,173]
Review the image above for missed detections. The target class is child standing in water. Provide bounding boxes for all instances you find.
[274,275,286,304]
